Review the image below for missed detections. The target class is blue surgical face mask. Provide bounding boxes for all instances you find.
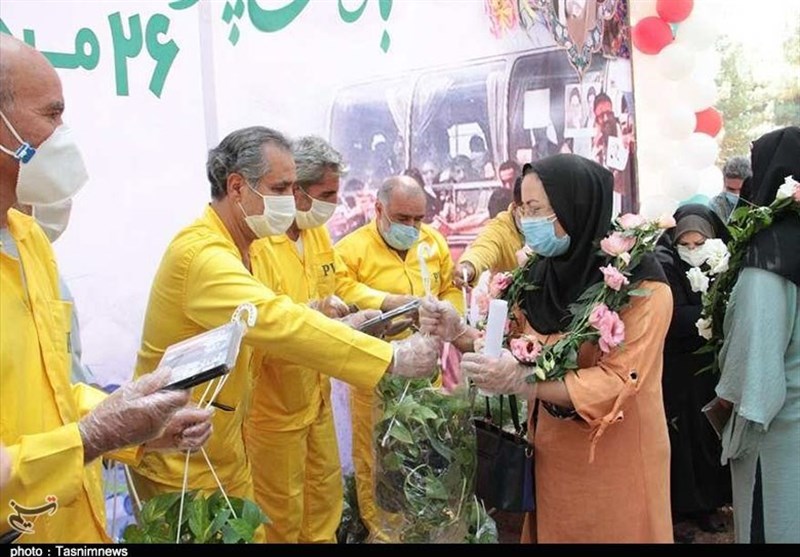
[380,215,420,251]
[724,191,739,206]
[520,215,570,257]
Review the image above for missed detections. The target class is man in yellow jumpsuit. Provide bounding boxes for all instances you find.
[129,128,441,537]
[0,35,211,543]
[334,175,464,538]
[245,136,375,543]
[453,178,525,288]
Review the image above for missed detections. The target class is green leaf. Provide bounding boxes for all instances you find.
[382,451,405,471]
[627,288,652,297]
[388,422,414,444]
[241,498,269,526]
[227,517,257,543]
[187,493,210,542]
[206,508,231,541]
[427,433,454,463]
[424,477,449,500]
[122,524,146,543]
[411,405,439,423]
[221,523,242,544]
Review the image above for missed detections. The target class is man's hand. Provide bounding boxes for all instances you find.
[380,294,418,312]
[389,333,441,379]
[419,296,467,342]
[78,368,190,463]
[453,262,476,289]
[144,405,214,453]
[310,295,350,319]
[340,309,385,336]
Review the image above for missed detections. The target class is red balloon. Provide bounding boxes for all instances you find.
[657,0,694,23]
[632,17,674,55]
[695,107,723,137]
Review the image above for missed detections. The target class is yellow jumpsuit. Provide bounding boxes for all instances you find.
[457,205,523,285]
[130,207,393,541]
[245,226,352,543]
[0,210,139,543]
[333,220,463,538]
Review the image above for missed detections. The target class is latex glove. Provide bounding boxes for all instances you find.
[389,333,441,379]
[380,294,418,312]
[310,295,350,319]
[461,349,537,397]
[144,404,214,453]
[0,444,10,489]
[78,368,190,463]
[383,317,414,337]
[419,296,467,342]
[340,309,385,336]
[453,262,476,289]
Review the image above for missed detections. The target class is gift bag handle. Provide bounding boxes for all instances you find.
[483,395,527,436]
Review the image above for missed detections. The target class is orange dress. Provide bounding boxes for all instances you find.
[520,281,674,543]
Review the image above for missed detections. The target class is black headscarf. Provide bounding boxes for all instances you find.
[741,126,800,286]
[655,204,730,300]
[520,154,666,334]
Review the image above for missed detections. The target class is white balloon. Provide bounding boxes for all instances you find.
[640,194,680,220]
[694,50,722,78]
[676,13,718,51]
[678,74,718,111]
[658,43,696,81]
[681,133,720,169]
[660,104,697,140]
[697,165,725,198]
[664,162,701,200]
[630,0,658,23]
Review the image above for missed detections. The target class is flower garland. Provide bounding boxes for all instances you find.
[697,175,800,373]
[473,213,674,383]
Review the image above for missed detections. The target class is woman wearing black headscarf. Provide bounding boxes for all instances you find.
[714,126,800,543]
[420,154,674,542]
[655,204,732,540]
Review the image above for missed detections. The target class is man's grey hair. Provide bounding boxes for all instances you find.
[723,156,752,180]
[207,126,292,200]
[376,175,425,206]
[293,135,344,189]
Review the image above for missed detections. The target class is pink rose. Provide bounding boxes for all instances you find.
[617,213,647,230]
[657,214,677,229]
[600,232,636,257]
[489,272,513,298]
[588,303,626,353]
[600,264,630,291]
[509,335,542,363]
[515,245,534,267]
[794,185,800,203]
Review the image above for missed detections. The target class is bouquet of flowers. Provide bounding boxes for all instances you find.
[372,375,496,543]
[697,175,800,372]
[476,213,673,382]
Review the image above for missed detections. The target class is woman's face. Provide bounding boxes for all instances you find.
[519,173,568,238]
[676,230,707,249]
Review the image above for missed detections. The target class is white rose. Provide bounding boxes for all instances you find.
[686,266,710,293]
[704,238,730,275]
[776,175,799,200]
[696,317,713,340]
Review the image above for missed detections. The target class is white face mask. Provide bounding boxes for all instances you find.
[239,183,296,238]
[677,244,709,268]
[0,111,88,206]
[32,198,73,242]
[295,189,337,230]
